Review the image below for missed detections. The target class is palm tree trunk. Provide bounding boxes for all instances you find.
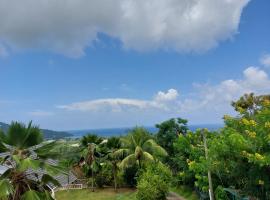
[91,169,94,192]
[112,164,117,192]
[113,171,117,192]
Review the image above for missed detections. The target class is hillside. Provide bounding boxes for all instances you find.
[0,122,72,140]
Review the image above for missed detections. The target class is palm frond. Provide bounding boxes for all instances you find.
[119,154,136,168]
[13,156,41,172]
[113,148,130,158]
[34,141,58,159]
[41,174,61,187]
[142,151,154,162]
[21,190,41,200]
[0,178,14,199]
[0,141,7,153]
[143,139,167,157]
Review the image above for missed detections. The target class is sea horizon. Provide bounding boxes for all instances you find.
[67,123,223,138]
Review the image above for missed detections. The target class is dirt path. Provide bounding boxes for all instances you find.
[167,192,186,200]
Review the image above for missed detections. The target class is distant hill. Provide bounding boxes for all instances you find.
[0,122,72,140]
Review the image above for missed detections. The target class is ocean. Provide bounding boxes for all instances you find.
[67,124,222,138]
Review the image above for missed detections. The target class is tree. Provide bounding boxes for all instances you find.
[231,93,270,117]
[81,134,103,147]
[156,118,188,171]
[81,134,104,192]
[105,137,122,191]
[117,127,167,169]
[0,121,61,200]
[209,94,270,199]
[136,162,172,200]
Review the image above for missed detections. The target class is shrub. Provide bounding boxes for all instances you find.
[214,186,229,200]
[136,163,172,200]
[122,165,139,187]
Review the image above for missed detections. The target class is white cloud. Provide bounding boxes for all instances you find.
[0,0,249,57]
[179,67,270,115]
[154,89,178,102]
[57,66,270,124]
[57,89,178,112]
[260,54,270,68]
[28,110,54,117]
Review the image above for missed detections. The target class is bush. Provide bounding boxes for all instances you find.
[214,186,229,200]
[95,165,113,188]
[122,165,139,187]
[136,163,171,200]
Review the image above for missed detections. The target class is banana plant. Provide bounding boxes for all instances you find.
[0,121,62,200]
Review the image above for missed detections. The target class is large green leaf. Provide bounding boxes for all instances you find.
[43,163,66,176]
[13,156,41,172]
[0,179,14,199]
[0,139,7,153]
[34,141,59,159]
[21,190,41,200]
[5,121,43,149]
[41,174,60,187]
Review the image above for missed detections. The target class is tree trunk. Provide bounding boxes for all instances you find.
[114,172,117,192]
[91,169,94,192]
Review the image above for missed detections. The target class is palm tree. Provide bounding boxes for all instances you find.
[81,134,103,192]
[105,137,122,191]
[117,127,167,169]
[0,121,61,200]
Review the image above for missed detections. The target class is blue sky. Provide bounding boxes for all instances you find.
[0,0,270,130]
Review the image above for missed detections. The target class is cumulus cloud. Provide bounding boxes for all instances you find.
[0,0,249,57]
[154,89,178,102]
[180,67,270,114]
[260,54,270,68]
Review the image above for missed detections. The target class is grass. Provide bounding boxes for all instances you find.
[55,188,136,200]
[170,186,199,200]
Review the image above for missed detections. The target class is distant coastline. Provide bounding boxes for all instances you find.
[67,124,223,138]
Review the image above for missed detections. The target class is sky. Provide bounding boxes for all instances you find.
[0,0,270,130]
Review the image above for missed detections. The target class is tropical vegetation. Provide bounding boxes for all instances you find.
[0,93,270,200]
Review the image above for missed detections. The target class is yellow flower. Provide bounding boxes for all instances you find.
[255,153,264,160]
[241,118,250,125]
[263,99,270,106]
[247,131,256,138]
[188,161,195,167]
[258,180,265,185]
[265,122,270,128]
[250,120,257,127]
[241,118,257,126]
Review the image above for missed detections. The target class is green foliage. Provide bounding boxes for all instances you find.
[119,127,167,169]
[121,165,139,187]
[81,134,103,147]
[214,186,229,200]
[170,93,270,199]
[136,163,171,200]
[0,121,60,200]
[156,118,188,172]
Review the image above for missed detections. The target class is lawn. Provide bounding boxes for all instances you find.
[55,188,136,200]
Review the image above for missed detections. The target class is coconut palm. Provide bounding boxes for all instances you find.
[81,135,104,192]
[117,127,167,169]
[0,121,61,200]
[105,137,122,191]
